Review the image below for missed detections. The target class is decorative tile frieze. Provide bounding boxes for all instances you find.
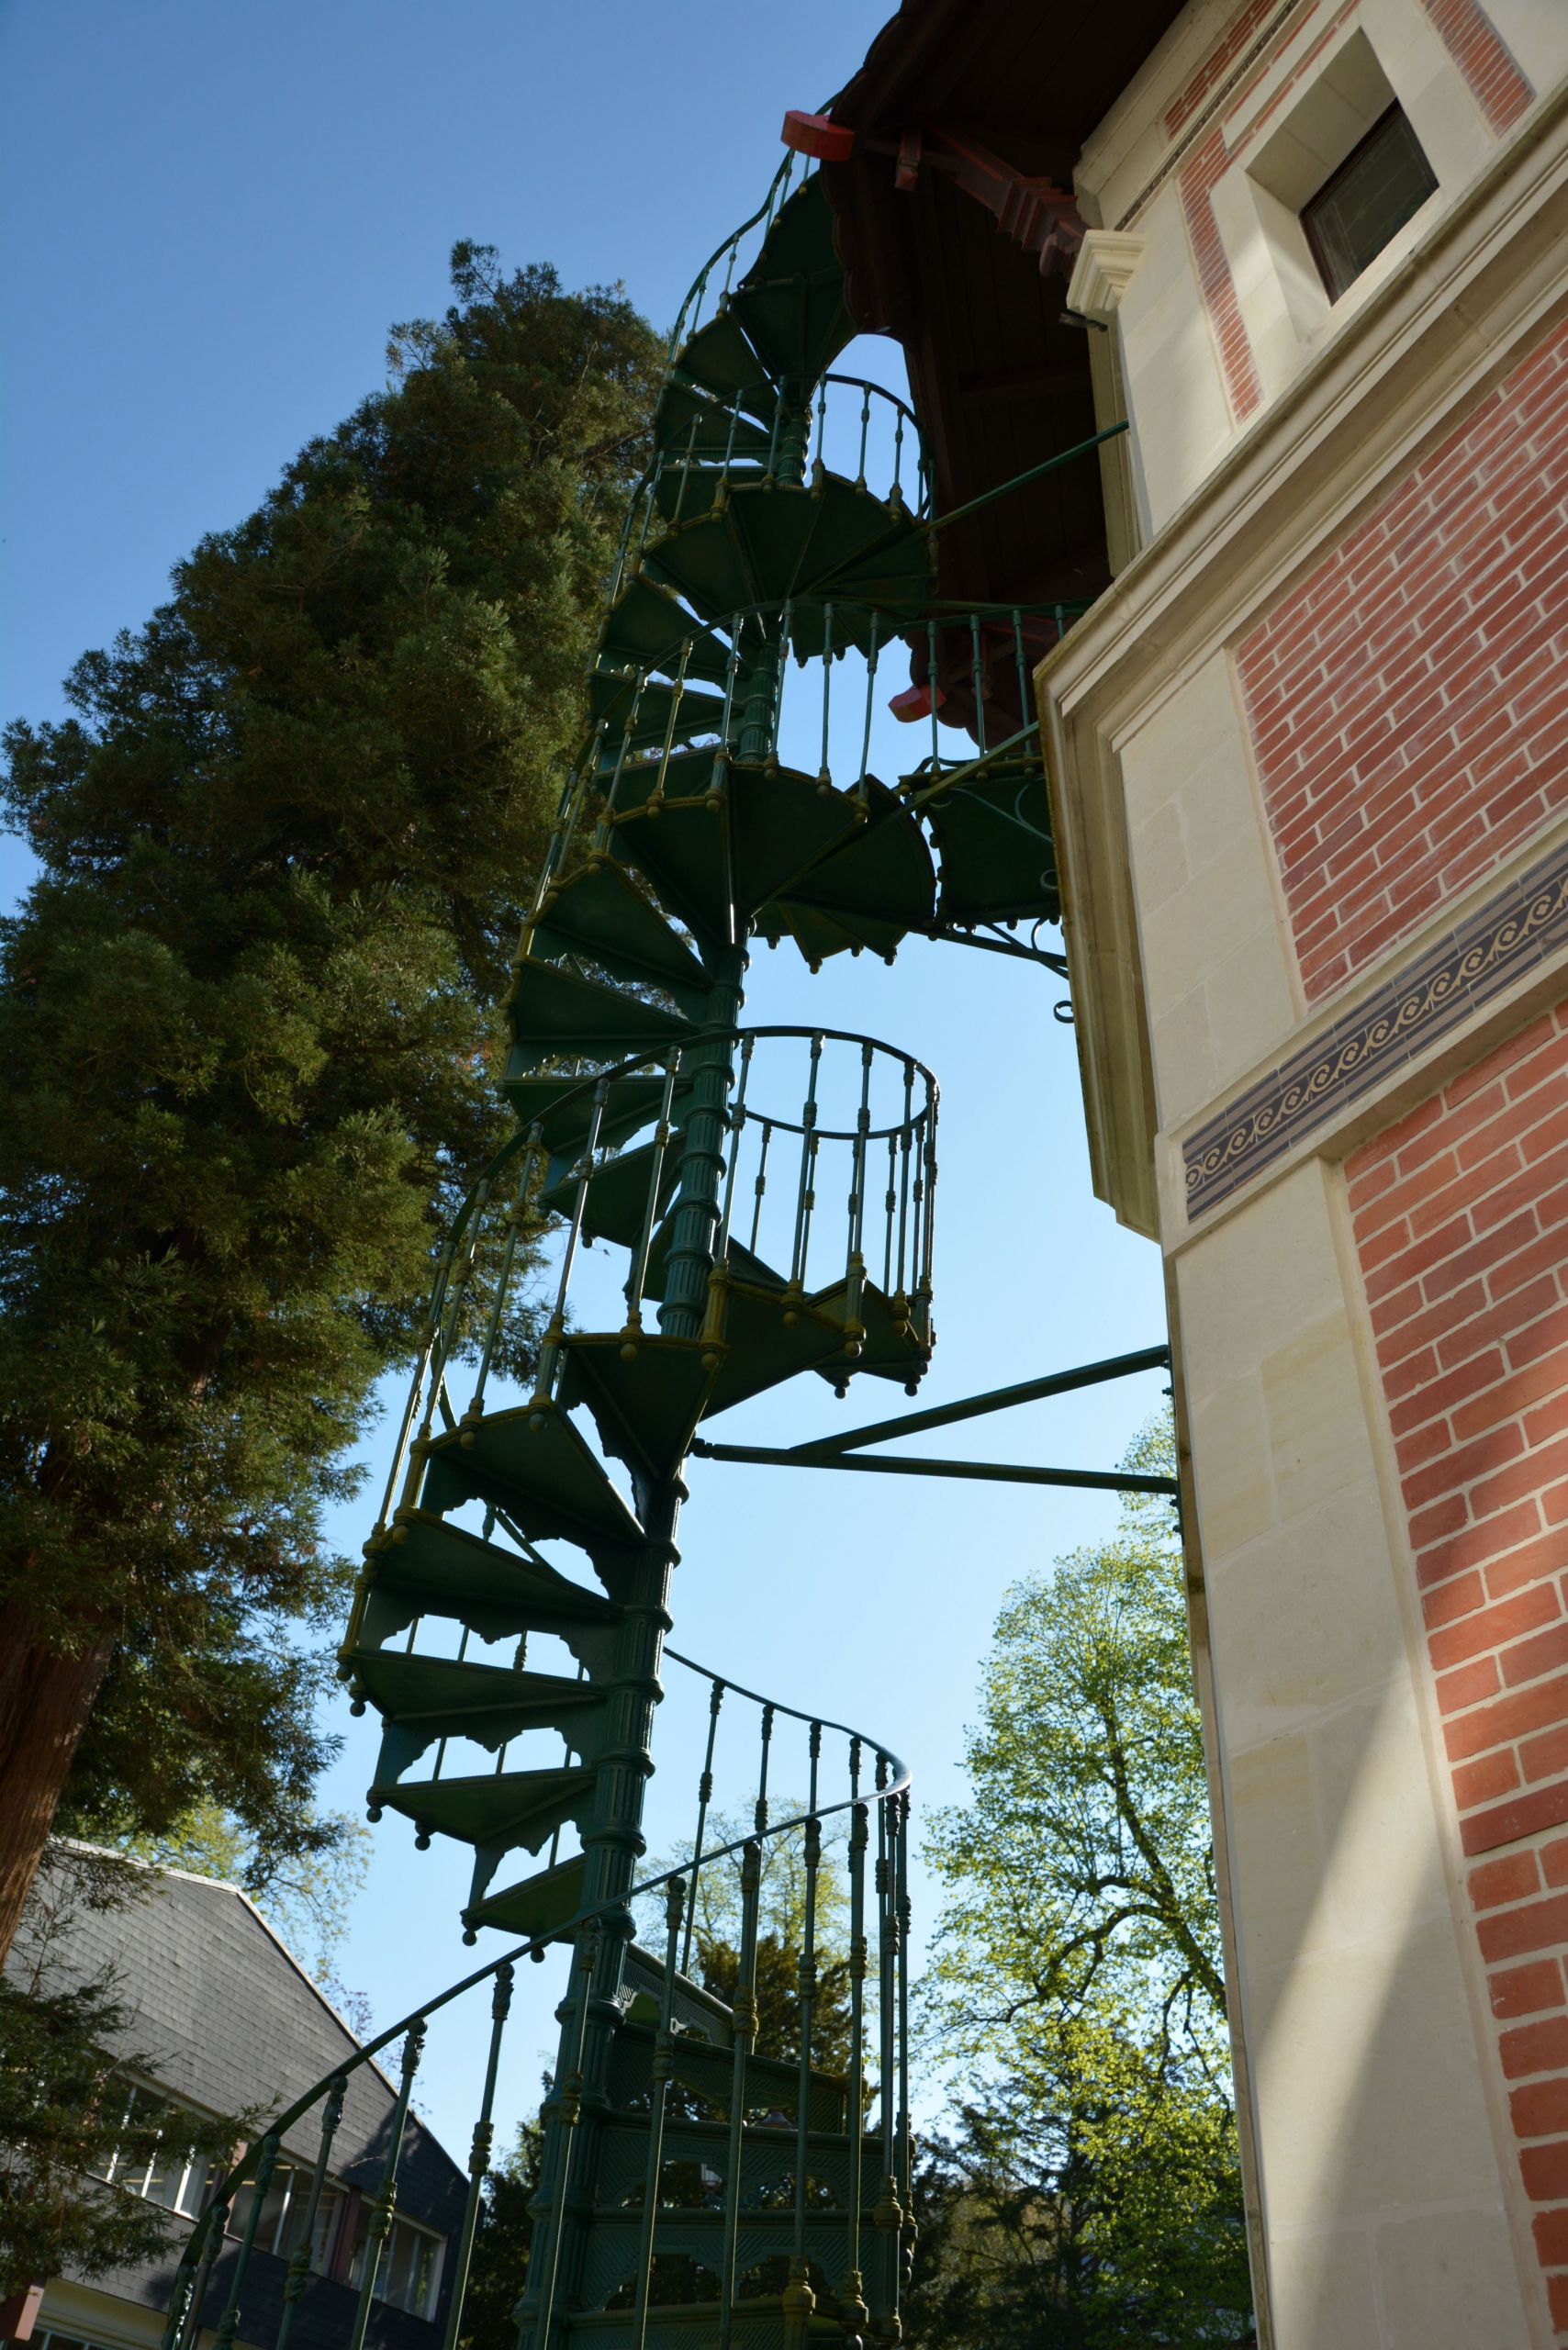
[1183,838,1568,1218]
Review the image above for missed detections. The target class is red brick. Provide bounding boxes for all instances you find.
[1438,1654,1502,1713]
[1505,2018,1568,2079]
[1462,1779,1568,1855]
[1418,1503,1547,1588]
[1473,1852,1544,1910]
[1506,1623,1568,1691]
[1476,1889,1568,1963]
[1429,1583,1561,1670]
[1520,2140,1568,2200]
[1448,1675,1568,1763]
[1510,2078,1568,2138]
[1491,1958,1565,2019]
[1456,1749,1523,1808]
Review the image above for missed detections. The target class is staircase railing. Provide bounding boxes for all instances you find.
[157,1687,913,2350]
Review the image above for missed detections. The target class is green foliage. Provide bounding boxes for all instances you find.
[914,1413,1253,2347]
[0,249,662,1877]
[0,1848,242,2294]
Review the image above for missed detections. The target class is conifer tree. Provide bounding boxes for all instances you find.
[0,247,662,1959]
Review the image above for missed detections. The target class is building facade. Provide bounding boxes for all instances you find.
[5,1855,465,2350]
[1034,2,1568,2342]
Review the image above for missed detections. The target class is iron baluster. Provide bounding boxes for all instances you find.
[1013,606,1030,736]
[345,2018,426,2350]
[840,1797,870,2350]
[715,1033,755,1263]
[788,1036,823,1297]
[786,1730,824,2349]
[682,1677,726,1978]
[527,1929,599,2350]
[748,1118,773,1257]
[625,1048,684,1333]
[653,639,694,804]
[882,1135,897,1296]
[818,603,834,787]
[857,614,880,813]
[631,1876,687,2350]
[211,2132,279,2350]
[439,1964,513,2350]
[533,1078,610,1404]
[855,383,871,491]
[467,1132,542,1419]
[970,612,987,757]
[894,1792,914,2307]
[871,1760,901,2341]
[812,382,828,493]
[718,1841,764,2350]
[927,617,940,778]
[755,1700,776,1838]
[596,669,651,846]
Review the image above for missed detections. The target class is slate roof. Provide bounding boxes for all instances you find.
[11,1848,467,2350]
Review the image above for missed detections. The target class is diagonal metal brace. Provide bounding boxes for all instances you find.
[687,1343,1177,1494]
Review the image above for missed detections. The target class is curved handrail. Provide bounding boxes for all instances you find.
[433,1023,941,1266]
[161,1705,910,2331]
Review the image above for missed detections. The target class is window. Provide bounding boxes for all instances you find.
[347,2206,446,2320]
[94,2086,217,2221]
[1301,105,1437,300]
[228,2166,345,2274]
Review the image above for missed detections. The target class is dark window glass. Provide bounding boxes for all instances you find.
[1302,104,1438,300]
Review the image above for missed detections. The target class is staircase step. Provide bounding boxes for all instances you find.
[621,1947,735,2049]
[508,960,698,1071]
[577,2212,857,2315]
[590,667,728,755]
[559,1336,722,1482]
[541,1134,682,1254]
[922,757,1061,926]
[354,1510,622,1657]
[700,1282,852,1419]
[599,577,732,684]
[731,178,852,389]
[653,382,774,469]
[808,1276,931,1393]
[464,1849,588,1942]
[372,1762,594,1861]
[502,1071,674,1161]
[765,778,935,958]
[346,1651,608,1769]
[420,1406,644,1593]
[609,2022,847,2132]
[532,863,711,1016]
[669,309,773,418]
[644,480,909,629]
[592,2114,868,2210]
[564,2304,837,2350]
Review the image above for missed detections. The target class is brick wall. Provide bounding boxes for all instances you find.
[1238,317,1568,1003]
[1180,130,1265,421]
[1165,0,1280,134]
[1349,1005,1568,2332]
[1419,0,1534,134]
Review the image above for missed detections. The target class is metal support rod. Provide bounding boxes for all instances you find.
[687,1444,1178,1496]
[274,2078,347,2350]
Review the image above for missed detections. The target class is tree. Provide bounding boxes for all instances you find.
[913,1415,1254,2347]
[641,1810,855,2071]
[0,249,662,1959]
[0,1845,242,2295]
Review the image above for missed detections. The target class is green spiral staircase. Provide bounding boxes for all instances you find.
[162,148,1074,2350]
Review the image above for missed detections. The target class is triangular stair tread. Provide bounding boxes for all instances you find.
[502,1072,674,1161]
[599,578,731,684]
[509,960,698,1066]
[638,1229,785,1307]
[532,863,711,1013]
[732,178,853,386]
[559,1336,722,1482]
[772,778,935,930]
[669,310,774,417]
[654,381,774,466]
[375,1763,595,1852]
[622,1946,736,2049]
[921,760,1060,925]
[590,668,728,754]
[809,1277,930,1388]
[699,1287,852,1419]
[464,1850,588,1942]
[610,2021,847,2130]
[727,769,863,919]
[608,800,736,954]
[359,1510,622,1651]
[420,1406,644,1584]
[541,1133,682,1252]
[345,1650,605,1746]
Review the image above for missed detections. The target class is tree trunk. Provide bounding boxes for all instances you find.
[0,1608,112,1964]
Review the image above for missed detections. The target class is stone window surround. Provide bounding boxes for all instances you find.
[1211,3,1494,410]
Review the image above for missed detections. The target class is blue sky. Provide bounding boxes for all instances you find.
[2,2,1169,2154]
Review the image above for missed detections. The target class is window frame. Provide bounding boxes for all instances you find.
[1300,101,1439,302]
